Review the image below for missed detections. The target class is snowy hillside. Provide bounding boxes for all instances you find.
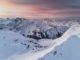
[0,18,80,60]
[38,26,80,60]
[0,29,51,60]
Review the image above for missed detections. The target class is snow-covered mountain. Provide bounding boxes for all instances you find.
[38,26,80,60]
[0,18,70,40]
[0,17,80,40]
[0,18,80,60]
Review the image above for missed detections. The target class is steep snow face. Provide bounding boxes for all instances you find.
[38,26,80,60]
[39,36,80,60]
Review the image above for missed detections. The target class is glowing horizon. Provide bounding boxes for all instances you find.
[0,0,80,18]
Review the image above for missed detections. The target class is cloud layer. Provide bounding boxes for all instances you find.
[0,0,80,18]
[9,0,80,9]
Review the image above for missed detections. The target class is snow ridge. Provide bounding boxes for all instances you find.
[38,25,80,60]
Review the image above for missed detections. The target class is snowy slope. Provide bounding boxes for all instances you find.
[38,26,80,60]
[0,29,54,60]
[0,26,80,60]
[0,29,28,60]
[0,18,80,60]
[0,29,56,60]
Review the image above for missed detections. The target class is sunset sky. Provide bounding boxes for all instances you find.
[0,0,80,18]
